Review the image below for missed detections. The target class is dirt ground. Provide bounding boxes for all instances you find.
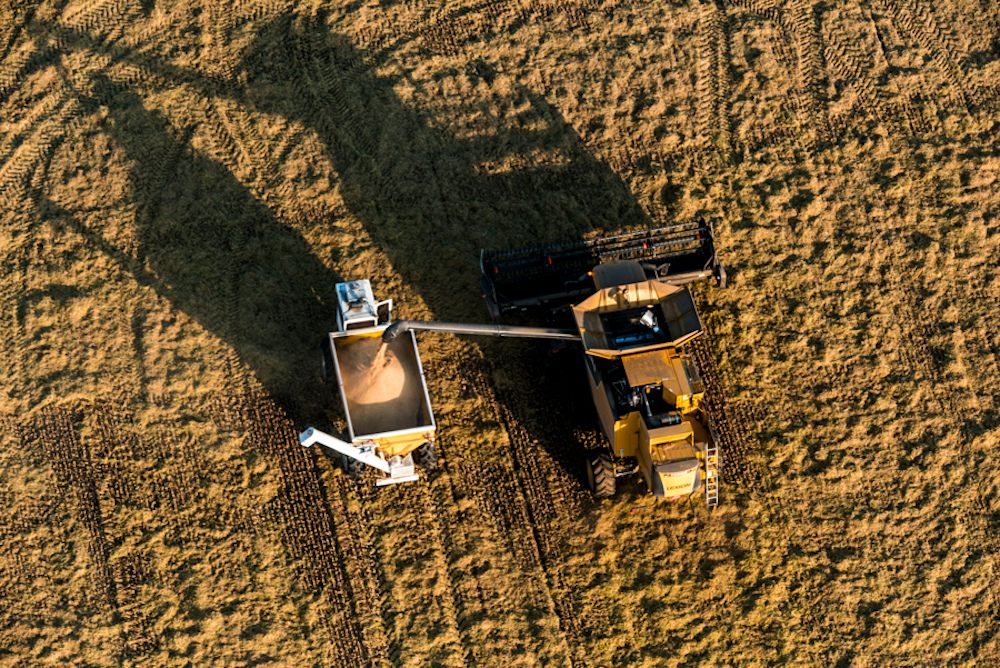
[2,0,1000,666]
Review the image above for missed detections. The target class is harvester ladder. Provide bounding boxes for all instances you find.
[705,441,719,507]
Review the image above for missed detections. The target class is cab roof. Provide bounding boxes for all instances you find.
[571,280,703,358]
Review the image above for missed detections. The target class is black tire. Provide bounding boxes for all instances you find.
[320,339,335,386]
[586,454,616,499]
[416,441,438,470]
[341,454,364,479]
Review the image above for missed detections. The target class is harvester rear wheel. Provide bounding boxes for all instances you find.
[342,454,364,479]
[586,455,616,499]
[416,441,438,470]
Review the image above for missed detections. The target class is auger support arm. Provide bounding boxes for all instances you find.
[300,427,419,485]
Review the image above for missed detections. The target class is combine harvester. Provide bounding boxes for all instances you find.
[302,218,727,506]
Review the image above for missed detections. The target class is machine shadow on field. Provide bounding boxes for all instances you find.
[44,13,659,469]
[234,14,654,317]
[54,73,346,422]
[230,14,658,473]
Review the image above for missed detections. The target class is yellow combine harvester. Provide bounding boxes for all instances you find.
[571,264,719,504]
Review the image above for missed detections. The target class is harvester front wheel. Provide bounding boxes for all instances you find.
[586,455,616,499]
[416,441,438,470]
[342,454,364,479]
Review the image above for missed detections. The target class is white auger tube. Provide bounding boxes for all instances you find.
[300,427,419,484]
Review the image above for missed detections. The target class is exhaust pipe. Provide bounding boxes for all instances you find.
[382,320,580,344]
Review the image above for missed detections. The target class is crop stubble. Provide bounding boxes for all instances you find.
[3,0,1000,665]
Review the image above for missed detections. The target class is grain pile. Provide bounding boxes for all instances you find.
[336,337,424,435]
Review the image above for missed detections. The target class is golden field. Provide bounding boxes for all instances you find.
[1,0,999,665]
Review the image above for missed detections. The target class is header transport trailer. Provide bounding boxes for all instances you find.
[302,219,726,506]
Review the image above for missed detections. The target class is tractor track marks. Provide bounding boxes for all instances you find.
[696,2,733,148]
[61,0,135,42]
[724,0,815,151]
[732,0,828,147]
[873,0,975,111]
[355,0,596,61]
[457,460,543,569]
[0,3,39,67]
[397,482,475,667]
[210,381,372,667]
[820,21,911,136]
[787,0,829,143]
[0,93,83,209]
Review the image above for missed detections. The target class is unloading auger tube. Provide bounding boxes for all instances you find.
[381,320,580,343]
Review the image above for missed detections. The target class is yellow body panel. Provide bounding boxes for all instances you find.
[372,431,435,458]
[624,352,700,411]
[611,412,641,458]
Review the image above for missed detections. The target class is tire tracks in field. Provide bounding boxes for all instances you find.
[0,3,41,66]
[354,0,604,61]
[328,457,475,667]
[696,2,733,149]
[821,20,910,136]
[453,348,586,667]
[0,91,83,209]
[209,379,372,667]
[724,0,823,151]
[391,483,474,667]
[0,416,64,574]
[872,0,975,111]
[325,476,394,668]
[324,379,572,666]
[60,0,136,42]
[787,0,829,143]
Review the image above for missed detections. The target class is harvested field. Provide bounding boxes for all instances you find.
[2,0,999,666]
